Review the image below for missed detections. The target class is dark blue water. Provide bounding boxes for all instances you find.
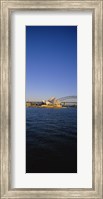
[26,107,77,173]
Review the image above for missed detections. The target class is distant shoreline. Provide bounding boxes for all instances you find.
[26,98,77,108]
[26,105,77,108]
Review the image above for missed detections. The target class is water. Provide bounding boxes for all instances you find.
[26,107,77,173]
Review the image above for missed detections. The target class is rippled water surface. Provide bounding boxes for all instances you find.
[26,107,77,173]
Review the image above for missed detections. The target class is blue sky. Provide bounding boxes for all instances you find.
[26,26,77,101]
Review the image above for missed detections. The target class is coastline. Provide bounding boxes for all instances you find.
[26,105,77,108]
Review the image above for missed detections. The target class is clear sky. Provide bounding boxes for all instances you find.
[26,26,77,101]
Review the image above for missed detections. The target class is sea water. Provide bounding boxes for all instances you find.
[26,107,77,173]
